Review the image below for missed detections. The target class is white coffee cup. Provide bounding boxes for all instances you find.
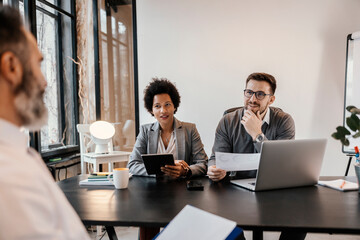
[107,168,129,189]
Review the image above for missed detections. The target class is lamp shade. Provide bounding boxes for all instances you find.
[89,121,115,154]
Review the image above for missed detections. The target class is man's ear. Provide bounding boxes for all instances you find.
[0,51,23,88]
[269,95,276,105]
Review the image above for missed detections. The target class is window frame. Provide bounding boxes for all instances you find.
[92,0,140,135]
[9,0,80,160]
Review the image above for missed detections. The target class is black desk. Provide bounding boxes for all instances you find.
[58,176,360,239]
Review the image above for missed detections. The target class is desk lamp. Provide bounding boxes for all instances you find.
[89,121,115,154]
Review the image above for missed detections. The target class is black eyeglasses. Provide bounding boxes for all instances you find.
[243,89,272,100]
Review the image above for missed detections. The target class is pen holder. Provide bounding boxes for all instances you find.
[354,164,360,193]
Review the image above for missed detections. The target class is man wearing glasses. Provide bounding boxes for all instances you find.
[207,73,304,240]
[207,72,295,181]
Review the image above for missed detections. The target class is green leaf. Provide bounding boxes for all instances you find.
[353,132,360,138]
[336,126,350,135]
[346,117,358,131]
[341,138,350,146]
[351,114,360,128]
[346,105,356,112]
[332,132,342,139]
[346,105,360,114]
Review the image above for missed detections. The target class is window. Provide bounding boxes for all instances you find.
[97,0,137,152]
[5,0,79,160]
[36,1,78,156]
[3,0,139,160]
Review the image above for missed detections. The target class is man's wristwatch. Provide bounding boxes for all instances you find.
[254,133,265,143]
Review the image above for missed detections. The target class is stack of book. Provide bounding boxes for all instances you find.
[79,173,113,186]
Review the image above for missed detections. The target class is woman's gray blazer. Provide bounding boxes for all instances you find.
[127,118,208,176]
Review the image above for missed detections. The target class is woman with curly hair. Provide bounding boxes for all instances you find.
[127,78,208,178]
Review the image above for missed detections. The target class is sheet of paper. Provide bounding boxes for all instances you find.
[156,205,237,240]
[318,179,358,192]
[215,152,260,171]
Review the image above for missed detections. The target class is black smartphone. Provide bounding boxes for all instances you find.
[186,180,204,191]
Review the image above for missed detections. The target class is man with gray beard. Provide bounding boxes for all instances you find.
[0,6,90,239]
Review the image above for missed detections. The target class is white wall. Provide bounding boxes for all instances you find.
[136,0,360,175]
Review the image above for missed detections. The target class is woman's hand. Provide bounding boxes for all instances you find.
[207,165,227,182]
[161,160,188,178]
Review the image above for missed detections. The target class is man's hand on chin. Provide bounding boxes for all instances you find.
[241,109,266,140]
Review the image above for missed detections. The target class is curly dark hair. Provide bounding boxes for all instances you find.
[144,78,181,116]
[246,72,277,94]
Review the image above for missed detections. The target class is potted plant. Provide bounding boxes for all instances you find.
[332,105,360,188]
[332,106,360,146]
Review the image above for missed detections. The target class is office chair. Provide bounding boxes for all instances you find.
[223,107,241,116]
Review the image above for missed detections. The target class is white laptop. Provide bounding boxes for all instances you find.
[230,139,327,191]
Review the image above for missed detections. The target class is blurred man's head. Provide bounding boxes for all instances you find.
[0,6,47,130]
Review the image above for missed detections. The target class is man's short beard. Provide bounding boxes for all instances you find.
[259,107,268,115]
[245,102,268,115]
[13,66,48,131]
